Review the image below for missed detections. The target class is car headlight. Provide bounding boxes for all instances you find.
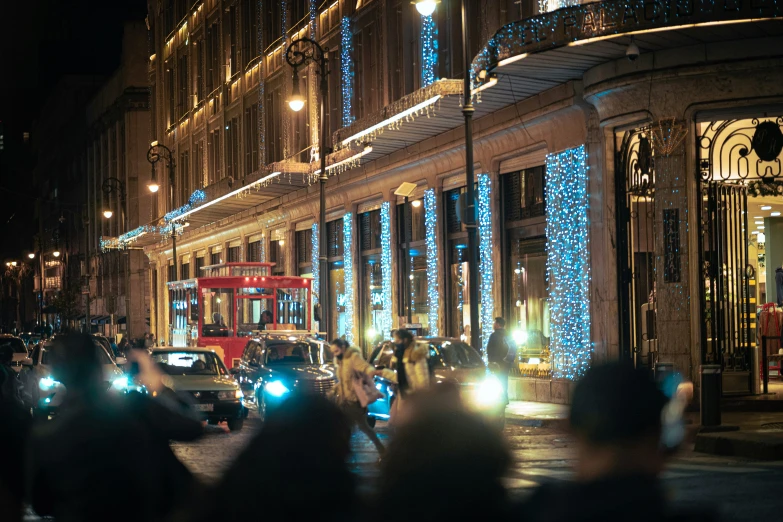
[264,380,290,397]
[111,376,129,390]
[39,376,59,391]
[218,390,243,400]
[476,375,503,406]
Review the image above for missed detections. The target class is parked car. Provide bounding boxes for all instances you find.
[0,334,31,372]
[93,334,116,358]
[151,348,246,431]
[234,333,335,421]
[367,337,505,427]
[19,340,129,418]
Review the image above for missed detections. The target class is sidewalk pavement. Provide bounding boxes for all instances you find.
[693,410,783,460]
[504,401,569,429]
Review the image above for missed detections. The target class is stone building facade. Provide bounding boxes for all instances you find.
[136,0,783,401]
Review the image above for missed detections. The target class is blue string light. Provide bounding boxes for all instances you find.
[258,0,265,166]
[421,15,438,87]
[424,189,439,336]
[311,223,320,327]
[380,202,393,339]
[343,213,355,344]
[478,173,494,353]
[545,145,591,380]
[340,16,354,127]
[163,189,206,222]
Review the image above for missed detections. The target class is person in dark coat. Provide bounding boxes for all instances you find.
[486,317,514,406]
[516,362,718,522]
[26,334,204,522]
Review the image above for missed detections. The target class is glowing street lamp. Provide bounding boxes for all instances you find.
[414,0,437,16]
[28,253,35,259]
[53,250,61,258]
[103,209,114,219]
[287,70,306,112]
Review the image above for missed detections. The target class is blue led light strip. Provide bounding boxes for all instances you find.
[421,15,438,87]
[343,213,355,344]
[380,202,393,339]
[424,189,439,336]
[477,173,494,353]
[545,145,591,380]
[311,222,320,316]
[340,16,354,127]
[164,189,207,222]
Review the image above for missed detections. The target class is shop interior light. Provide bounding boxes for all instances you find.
[758,225,765,230]
[761,205,772,210]
[411,199,422,208]
[772,212,781,217]
[758,232,766,243]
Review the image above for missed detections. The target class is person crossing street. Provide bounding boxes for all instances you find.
[487,318,515,408]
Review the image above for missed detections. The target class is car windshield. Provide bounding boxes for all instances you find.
[153,351,227,376]
[436,341,484,368]
[96,345,114,365]
[1,338,27,354]
[264,341,329,365]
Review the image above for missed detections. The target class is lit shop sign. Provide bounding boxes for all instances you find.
[479,0,782,68]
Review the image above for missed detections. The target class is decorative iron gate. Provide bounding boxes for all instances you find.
[616,127,657,368]
[698,182,752,393]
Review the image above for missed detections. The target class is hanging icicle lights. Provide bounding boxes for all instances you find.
[477,173,495,353]
[340,16,354,127]
[545,145,591,380]
[424,189,440,337]
[421,14,438,87]
[380,201,393,339]
[164,189,207,223]
[343,213,355,344]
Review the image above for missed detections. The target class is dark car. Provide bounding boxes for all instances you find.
[367,337,505,427]
[234,333,335,420]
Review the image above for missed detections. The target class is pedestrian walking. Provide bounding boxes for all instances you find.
[387,329,430,424]
[26,334,203,522]
[486,317,515,406]
[0,344,21,405]
[515,362,717,522]
[329,338,393,454]
[117,336,130,357]
[144,332,154,349]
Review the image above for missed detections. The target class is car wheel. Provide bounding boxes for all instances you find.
[227,417,244,431]
[366,415,377,428]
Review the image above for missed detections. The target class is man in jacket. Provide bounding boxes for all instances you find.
[330,338,393,454]
[486,318,514,406]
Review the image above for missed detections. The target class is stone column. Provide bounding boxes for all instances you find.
[652,119,692,378]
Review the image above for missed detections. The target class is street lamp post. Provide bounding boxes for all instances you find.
[415,0,481,352]
[147,142,178,282]
[102,177,131,340]
[285,37,330,340]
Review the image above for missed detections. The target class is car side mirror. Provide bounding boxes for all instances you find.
[21,358,33,367]
[115,357,127,365]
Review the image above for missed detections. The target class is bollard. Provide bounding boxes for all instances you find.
[700,364,722,427]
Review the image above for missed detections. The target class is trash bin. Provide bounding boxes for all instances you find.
[700,364,722,427]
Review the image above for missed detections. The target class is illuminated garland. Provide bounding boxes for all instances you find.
[545,145,591,380]
[163,189,206,222]
[539,0,580,13]
[421,15,438,87]
[258,0,266,166]
[424,189,439,336]
[340,16,354,127]
[260,234,267,263]
[281,0,290,159]
[380,202,393,338]
[477,173,494,353]
[343,213,355,344]
[308,0,319,161]
[311,222,320,314]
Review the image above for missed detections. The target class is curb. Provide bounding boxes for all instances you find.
[505,416,569,430]
[694,430,783,460]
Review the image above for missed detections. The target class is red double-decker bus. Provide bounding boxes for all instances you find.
[166,262,314,368]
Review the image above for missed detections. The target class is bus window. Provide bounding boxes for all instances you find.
[276,287,309,330]
[202,288,234,337]
[236,297,273,337]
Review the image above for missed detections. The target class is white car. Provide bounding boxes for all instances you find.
[19,340,129,418]
[0,334,30,373]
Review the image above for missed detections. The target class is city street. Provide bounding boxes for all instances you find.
[169,414,783,522]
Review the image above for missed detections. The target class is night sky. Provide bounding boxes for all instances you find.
[0,0,146,261]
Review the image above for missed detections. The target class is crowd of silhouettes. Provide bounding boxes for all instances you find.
[0,333,718,522]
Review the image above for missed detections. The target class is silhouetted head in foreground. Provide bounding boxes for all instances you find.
[376,388,511,522]
[49,334,105,395]
[569,362,669,481]
[205,394,355,522]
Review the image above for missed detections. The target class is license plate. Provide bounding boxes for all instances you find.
[194,403,214,412]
